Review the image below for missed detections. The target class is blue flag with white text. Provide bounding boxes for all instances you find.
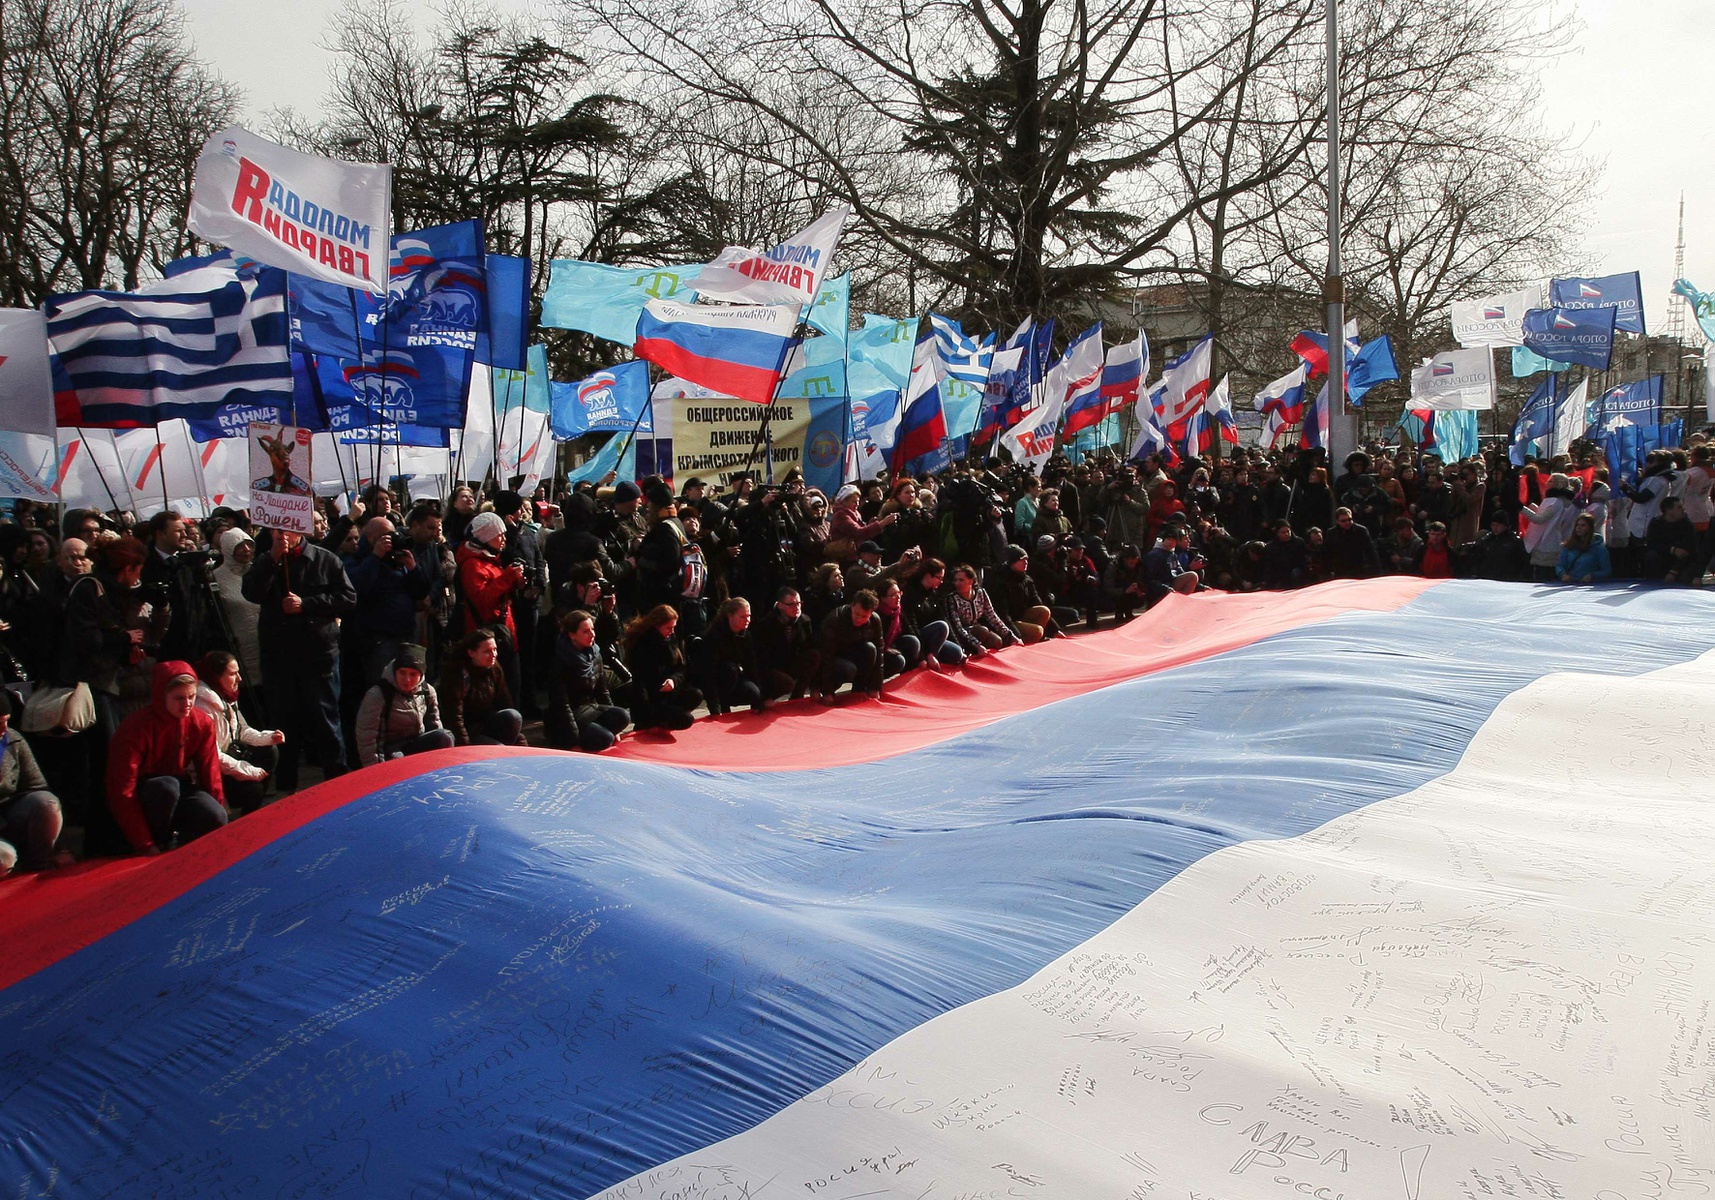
[1521,306,1617,370]
[1593,375,1663,433]
[1550,272,1645,335]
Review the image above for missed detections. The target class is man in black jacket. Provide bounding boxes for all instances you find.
[818,591,885,701]
[243,529,357,792]
[753,587,820,701]
[1324,508,1381,579]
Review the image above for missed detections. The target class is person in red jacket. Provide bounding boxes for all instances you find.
[455,511,527,703]
[455,512,525,642]
[106,660,227,856]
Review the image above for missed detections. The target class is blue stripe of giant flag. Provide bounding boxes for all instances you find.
[634,298,799,404]
[5,582,1713,1197]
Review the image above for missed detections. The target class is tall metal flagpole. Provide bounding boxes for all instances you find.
[1324,0,1355,469]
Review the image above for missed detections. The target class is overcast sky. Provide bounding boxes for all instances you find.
[181,0,1715,332]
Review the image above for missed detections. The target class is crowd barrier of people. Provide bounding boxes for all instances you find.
[2,431,1709,874]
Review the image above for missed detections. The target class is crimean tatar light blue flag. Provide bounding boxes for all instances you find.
[806,274,850,342]
[540,260,702,346]
[1672,279,1715,345]
[1511,345,1569,377]
[566,429,636,486]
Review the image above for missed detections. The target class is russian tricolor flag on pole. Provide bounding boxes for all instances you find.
[1066,332,1144,437]
[890,332,947,474]
[634,298,800,404]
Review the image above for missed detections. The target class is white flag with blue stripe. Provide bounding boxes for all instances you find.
[46,262,293,429]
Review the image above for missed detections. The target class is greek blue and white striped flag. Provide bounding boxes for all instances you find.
[46,261,293,429]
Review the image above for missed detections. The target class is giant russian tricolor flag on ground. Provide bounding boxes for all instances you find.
[634,298,800,403]
[5,581,1715,1200]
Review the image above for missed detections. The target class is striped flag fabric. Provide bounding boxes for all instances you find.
[634,299,800,404]
[891,332,947,474]
[11,582,1715,1200]
[1066,332,1143,437]
[47,262,293,429]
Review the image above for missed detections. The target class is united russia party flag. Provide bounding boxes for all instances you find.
[634,299,801,404]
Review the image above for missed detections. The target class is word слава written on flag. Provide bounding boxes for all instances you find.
[189,126,392,295]
[247,422,315,534]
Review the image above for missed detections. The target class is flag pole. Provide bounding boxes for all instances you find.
[152,424,169,512]
[75,428,120,514]
[1324,0,1355,471]
[739,315,804,481]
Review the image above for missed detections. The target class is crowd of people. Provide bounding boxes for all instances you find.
[1,430,1709,875]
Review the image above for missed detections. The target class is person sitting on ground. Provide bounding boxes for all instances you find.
[753,588,821,701]
[439,628,525,747]
[623,605,702,731]
[1556,513,1612,584]
[1463,513,1531,581]
[988,544,1065,642]
[873,578,922,676]
[1260,520,1310,590]
[1142,527,1202,604]
[1231,540,1268,592]
[1379,515,1423,576]
[1644,496,1698,583]
[545,610,632,752]
[0,694,67,875]
[704,597,767,714]
[901,558,965,665]
[195,651,283,813]
[1058,537,1103,626]
[1417,521,1456,579]
[946,563,1020,655]
[818,588,886,701]
[355,643,453,768]
[1324,507,1379,579]
[1101,544,1148,621]
[106,660,227,855]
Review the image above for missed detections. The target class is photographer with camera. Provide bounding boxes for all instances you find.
[141,511,223,664]
[347,516,430,687]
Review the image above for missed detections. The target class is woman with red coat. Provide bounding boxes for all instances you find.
[455,511,526,702]
[105,660,227,855]
[1145,480,1188,543]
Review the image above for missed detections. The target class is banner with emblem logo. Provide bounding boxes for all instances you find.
[550,360,651,439]
[1549,272,1645,335]
[1409,347,1496,410]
